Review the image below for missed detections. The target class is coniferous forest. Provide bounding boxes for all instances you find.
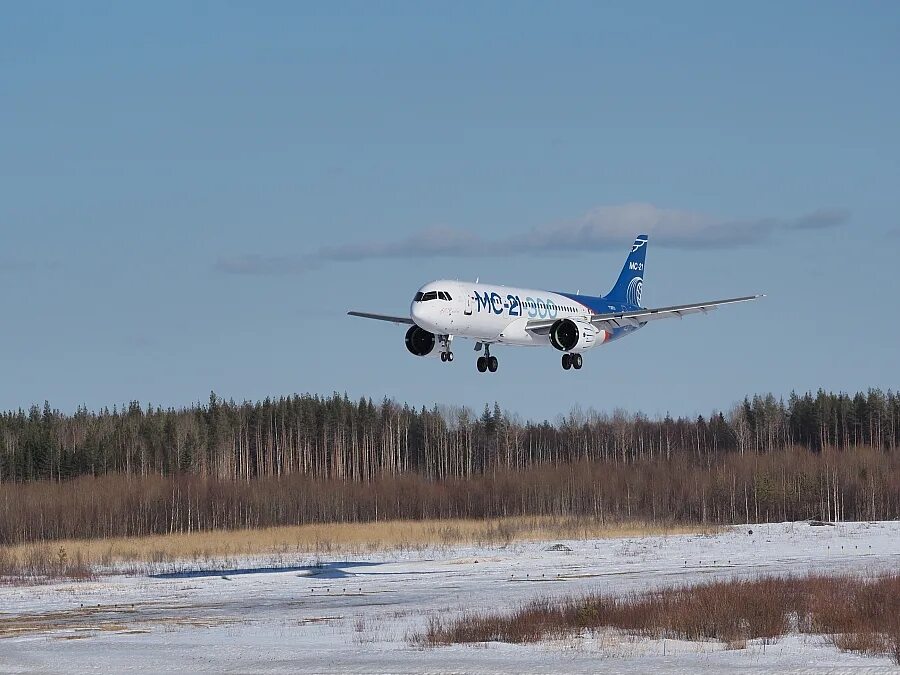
[1,389,899,544]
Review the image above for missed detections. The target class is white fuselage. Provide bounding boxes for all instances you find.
[409,280,613,347]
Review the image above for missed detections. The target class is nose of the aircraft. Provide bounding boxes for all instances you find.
[410,300,425,325]
[410,299,435,331]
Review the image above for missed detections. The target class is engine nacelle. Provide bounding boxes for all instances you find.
[405,325,442,357]
[548,318,604,352]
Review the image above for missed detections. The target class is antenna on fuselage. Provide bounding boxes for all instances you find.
[475,277,479,284]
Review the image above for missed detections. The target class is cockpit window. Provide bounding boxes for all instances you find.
[415,290,451,302]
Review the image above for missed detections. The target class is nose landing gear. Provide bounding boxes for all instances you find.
[439,335,454,363]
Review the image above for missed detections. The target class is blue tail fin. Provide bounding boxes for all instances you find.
[605,234,648,306]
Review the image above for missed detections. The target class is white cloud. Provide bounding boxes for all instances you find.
[215,203,849,275]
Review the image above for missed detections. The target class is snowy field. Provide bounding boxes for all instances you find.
[2,521,900,674]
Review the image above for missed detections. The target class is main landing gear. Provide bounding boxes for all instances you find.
[477,355,499,373]
[561,353,583,371]
[440,351,454,362]
[476,344,499,373]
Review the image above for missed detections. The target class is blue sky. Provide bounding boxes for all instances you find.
[2,2,898,420]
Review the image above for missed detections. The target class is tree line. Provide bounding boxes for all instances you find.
[2,446,898,544]
[1,389,898,483]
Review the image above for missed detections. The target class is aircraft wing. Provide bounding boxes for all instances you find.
[527,295,764,334]
[347,311,414,326]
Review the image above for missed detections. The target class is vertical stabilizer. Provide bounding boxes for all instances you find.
[605,235,648,306]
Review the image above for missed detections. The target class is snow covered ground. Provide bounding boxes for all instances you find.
[2,521,899,673]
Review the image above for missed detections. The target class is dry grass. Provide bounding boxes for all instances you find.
[414,573,900,665]
[0,545,93,582]
[0,517,707,573]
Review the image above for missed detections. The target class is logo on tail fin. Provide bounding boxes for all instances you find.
[626,277,643,306]
[606,234,648,306]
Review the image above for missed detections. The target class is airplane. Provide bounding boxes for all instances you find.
[348,234,762,373]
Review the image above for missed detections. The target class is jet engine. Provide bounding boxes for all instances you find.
[405,325,440,357]
[548,319,603,352]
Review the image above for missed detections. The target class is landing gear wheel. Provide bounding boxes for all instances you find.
[477,356,488,372]
[573,353,583,370]
[447,352,454,362]
[562,353,572,370]
[487,356,499,373]
[440,352,448,362]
